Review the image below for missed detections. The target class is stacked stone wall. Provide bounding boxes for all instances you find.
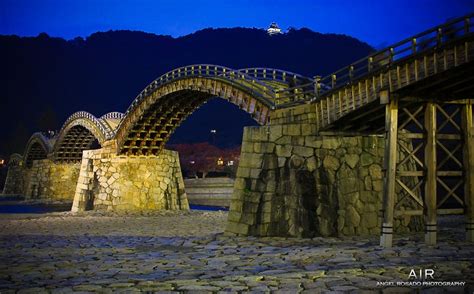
[24,159,80,201]
[72,143,189,212]
[2,165,25,195]
[226,124,422,237]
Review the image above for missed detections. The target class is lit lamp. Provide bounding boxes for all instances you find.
[217,157,224,166]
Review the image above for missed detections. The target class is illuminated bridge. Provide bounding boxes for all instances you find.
[4,13,474,247]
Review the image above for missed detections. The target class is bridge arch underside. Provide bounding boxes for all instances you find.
[54,125,101,162]
[119,88,271,156]
[24,142,48,168]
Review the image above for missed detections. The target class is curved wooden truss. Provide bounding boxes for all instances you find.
[8,153,23,167]
[114,66,313,155]
[52,111,114,162]
[100,112,125,120]
[23,133,52,168]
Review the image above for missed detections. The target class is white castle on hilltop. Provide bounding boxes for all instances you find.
[267,22,282,35]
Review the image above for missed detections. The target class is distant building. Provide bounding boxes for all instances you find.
[267,22,282,35]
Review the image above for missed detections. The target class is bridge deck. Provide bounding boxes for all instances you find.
[316,38,474,132]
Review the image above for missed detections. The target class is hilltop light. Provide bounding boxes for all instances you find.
[267,22,282,35]
[217,157,224,166]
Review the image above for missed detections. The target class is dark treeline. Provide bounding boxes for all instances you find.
[0,27,374,156]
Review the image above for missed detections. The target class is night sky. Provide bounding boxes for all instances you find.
[1,0,473,48]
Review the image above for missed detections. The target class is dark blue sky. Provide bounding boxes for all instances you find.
[1,0,473,47]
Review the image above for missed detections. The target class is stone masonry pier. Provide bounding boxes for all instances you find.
[226,104,422,237]
[72,141,188,212]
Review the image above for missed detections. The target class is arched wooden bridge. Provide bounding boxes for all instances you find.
[11,13,474,247]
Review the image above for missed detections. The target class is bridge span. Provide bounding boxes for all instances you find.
[3,13,474,247]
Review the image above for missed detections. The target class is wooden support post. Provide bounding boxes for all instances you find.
[462,102,474,242]
[380,91,398,248]
[424,102,437,245]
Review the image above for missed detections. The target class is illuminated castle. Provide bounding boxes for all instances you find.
[267,22,282,35]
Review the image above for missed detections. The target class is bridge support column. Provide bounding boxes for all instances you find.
[380,92,398,248]
[424,102,437,245]
[462,102,474,242]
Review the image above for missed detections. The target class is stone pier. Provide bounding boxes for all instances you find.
[2,154,80,201]
[2,154,25,195]
[25,159,80,200]
[226,104,422,237]
[72,141,188,212]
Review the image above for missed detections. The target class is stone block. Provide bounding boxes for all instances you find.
[301,123,315,136]
[322,137,341,149]
[345,205,361,227]
[305,136,323,148]
[283,124,301,136]
[361,212,378,229]
[306,156,318,172]
[344,154,359,169]
[359,152,374,166]
[226,221,249,235]
[275,136,291,145]
[372,180,383,192]
[268,125,283,142]
[338,178,359,195]
[275,145,292,157]
[323,155,340,170]
[249,168,262,179]
[369,164,383,180]
[293,146,314,158]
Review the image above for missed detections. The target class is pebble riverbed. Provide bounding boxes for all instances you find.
[0,211,473,293]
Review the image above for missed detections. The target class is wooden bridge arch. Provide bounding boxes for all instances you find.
[114,65,312,155]
[23,133,52,168]
[52,111,115,162]
[7,153,23,167]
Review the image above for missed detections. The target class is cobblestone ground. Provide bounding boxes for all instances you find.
[0,211,473,293]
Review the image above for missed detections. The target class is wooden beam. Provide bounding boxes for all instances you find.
[380,91,398,248]
[424,102,437,245]
[462,102,474,242]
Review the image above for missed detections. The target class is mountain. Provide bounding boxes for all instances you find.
[0,28,374,156]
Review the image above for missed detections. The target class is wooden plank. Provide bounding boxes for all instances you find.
[397,171,423,177]
[395,210,422,216]
[380,92,398,248]
[437,171,463,177]
[395,178,424,207]
[438,208,464,215]
[462,102,474,242]
[437,134,462,140]
[398,133,425,139]
[424,102,437,245]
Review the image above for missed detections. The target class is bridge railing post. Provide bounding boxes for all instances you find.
[314,75,321,98]
[462,101,474,242]
[437,28,443,46]
[368,57,373,72]
[424,102,437,245]
[380,90,398,248]
[411,38,417,54]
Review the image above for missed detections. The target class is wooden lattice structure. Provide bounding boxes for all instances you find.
[23,133,52,168]
[113,66,310,155]
[52,111,116,162]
